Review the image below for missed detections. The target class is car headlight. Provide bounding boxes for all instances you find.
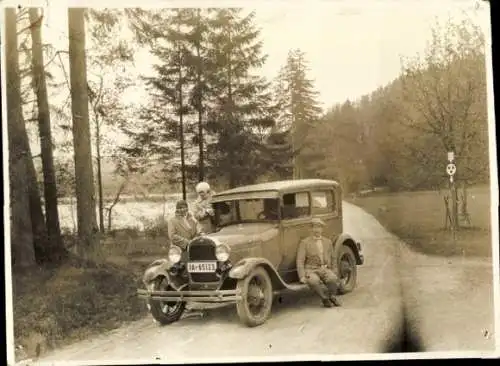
[168,245,182,264]
[215,244,230,262]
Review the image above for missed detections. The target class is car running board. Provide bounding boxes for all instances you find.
[274,282,310,294]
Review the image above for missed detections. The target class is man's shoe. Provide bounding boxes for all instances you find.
[329,296,341,307]
[322,299,333,308]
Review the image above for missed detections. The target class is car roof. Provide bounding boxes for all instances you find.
[213,179,340,198]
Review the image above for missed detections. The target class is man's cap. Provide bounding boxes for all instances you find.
[176,200,188,209]
[311,217,325,227]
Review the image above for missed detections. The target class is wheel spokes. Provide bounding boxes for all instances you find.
[155,279,181,314]
[247,277,267,314]
[161,302,181,314]
[340,258,352,281]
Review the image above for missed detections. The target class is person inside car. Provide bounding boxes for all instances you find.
[193,181,216,234]
[168,200,204,251]
[262,198,280,220]
[296,218,342,308]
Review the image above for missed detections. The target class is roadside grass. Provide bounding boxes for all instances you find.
[13,227,170,362]
[346,185,493,258]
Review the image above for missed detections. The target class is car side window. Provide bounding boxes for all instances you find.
[311,190,336,215]
[282,192,310,219]
[214,201,236,226]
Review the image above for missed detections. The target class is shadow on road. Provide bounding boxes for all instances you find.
[180,289,328,326]
[382,304,426,353]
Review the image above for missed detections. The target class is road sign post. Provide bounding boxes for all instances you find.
[446,152,458,237]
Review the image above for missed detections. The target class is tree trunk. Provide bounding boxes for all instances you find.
[95,113,105,233]
[178,47,187,200]
[68,8,100,260]
[461,181,471,227]
[196,8,205,182]
[226,28,236,188]
[462,183,468,217]
[6,7,37,269]
[197,108,204,182]
[449,179,459,231]
[29,8,67,264]
[106,180,126,231]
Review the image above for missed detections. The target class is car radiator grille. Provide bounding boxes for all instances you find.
[188,238,219,283]
[190,273,219,282]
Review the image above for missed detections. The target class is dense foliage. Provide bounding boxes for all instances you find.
[305,18,489,193]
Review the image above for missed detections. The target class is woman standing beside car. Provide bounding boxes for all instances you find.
[168,200,204,251]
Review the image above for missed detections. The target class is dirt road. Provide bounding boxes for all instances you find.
[34,202,495,364]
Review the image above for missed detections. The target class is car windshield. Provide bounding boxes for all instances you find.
[213,198,280,227]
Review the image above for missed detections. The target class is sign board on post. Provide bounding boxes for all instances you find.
[447,163,456,184]
[447,151,454,162]
[446,163,456,176]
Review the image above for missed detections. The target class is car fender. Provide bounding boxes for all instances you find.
[142,258,174,286]
[229,257,288,291]
[333,233,363,265]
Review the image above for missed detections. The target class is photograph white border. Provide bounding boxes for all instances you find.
[2,0,498,364]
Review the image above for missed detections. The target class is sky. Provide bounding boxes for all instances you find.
[8,0,491,107]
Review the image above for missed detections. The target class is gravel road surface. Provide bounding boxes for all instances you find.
[34,202,496,364]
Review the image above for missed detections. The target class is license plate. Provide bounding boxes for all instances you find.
[187,261,217,273]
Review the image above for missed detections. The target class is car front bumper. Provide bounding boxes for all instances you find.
[137,288,242,303]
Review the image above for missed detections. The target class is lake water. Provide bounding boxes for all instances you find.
[58,197,197,231]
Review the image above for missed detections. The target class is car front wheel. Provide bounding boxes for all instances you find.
[148,277,186,325]
[236,266,273,327]
[337,245,358,294]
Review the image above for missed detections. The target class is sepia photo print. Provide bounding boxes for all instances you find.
[2,0,499,364]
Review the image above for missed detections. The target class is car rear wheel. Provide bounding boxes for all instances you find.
[236,266,273,327]
[148,277,186,325]
[337,245,357,294]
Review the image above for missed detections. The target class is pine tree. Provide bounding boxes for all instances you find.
[274,49,323,179]
[183,8,215,182]
[205,9,275,187]
[68,8,100,260]
[124,9,209,197]
[29,8,67,263]
[6,7,37,268]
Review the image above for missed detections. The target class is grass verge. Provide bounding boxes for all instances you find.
[346,185,492,258]
[13,231,168,362]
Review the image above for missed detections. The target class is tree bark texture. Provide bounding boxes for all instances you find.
[195,8,205,182]
[95,112,105,233]
[29,8,67,263]
[68,8,100,259]
[179,58,187,200]
[6,7,37,269]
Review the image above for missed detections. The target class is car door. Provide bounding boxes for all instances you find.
[310,188,341,240]
[278,190,311,283]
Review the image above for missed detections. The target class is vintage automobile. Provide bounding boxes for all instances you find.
[137,179,364,327]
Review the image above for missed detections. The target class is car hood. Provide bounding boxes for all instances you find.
[206,223,278,246]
